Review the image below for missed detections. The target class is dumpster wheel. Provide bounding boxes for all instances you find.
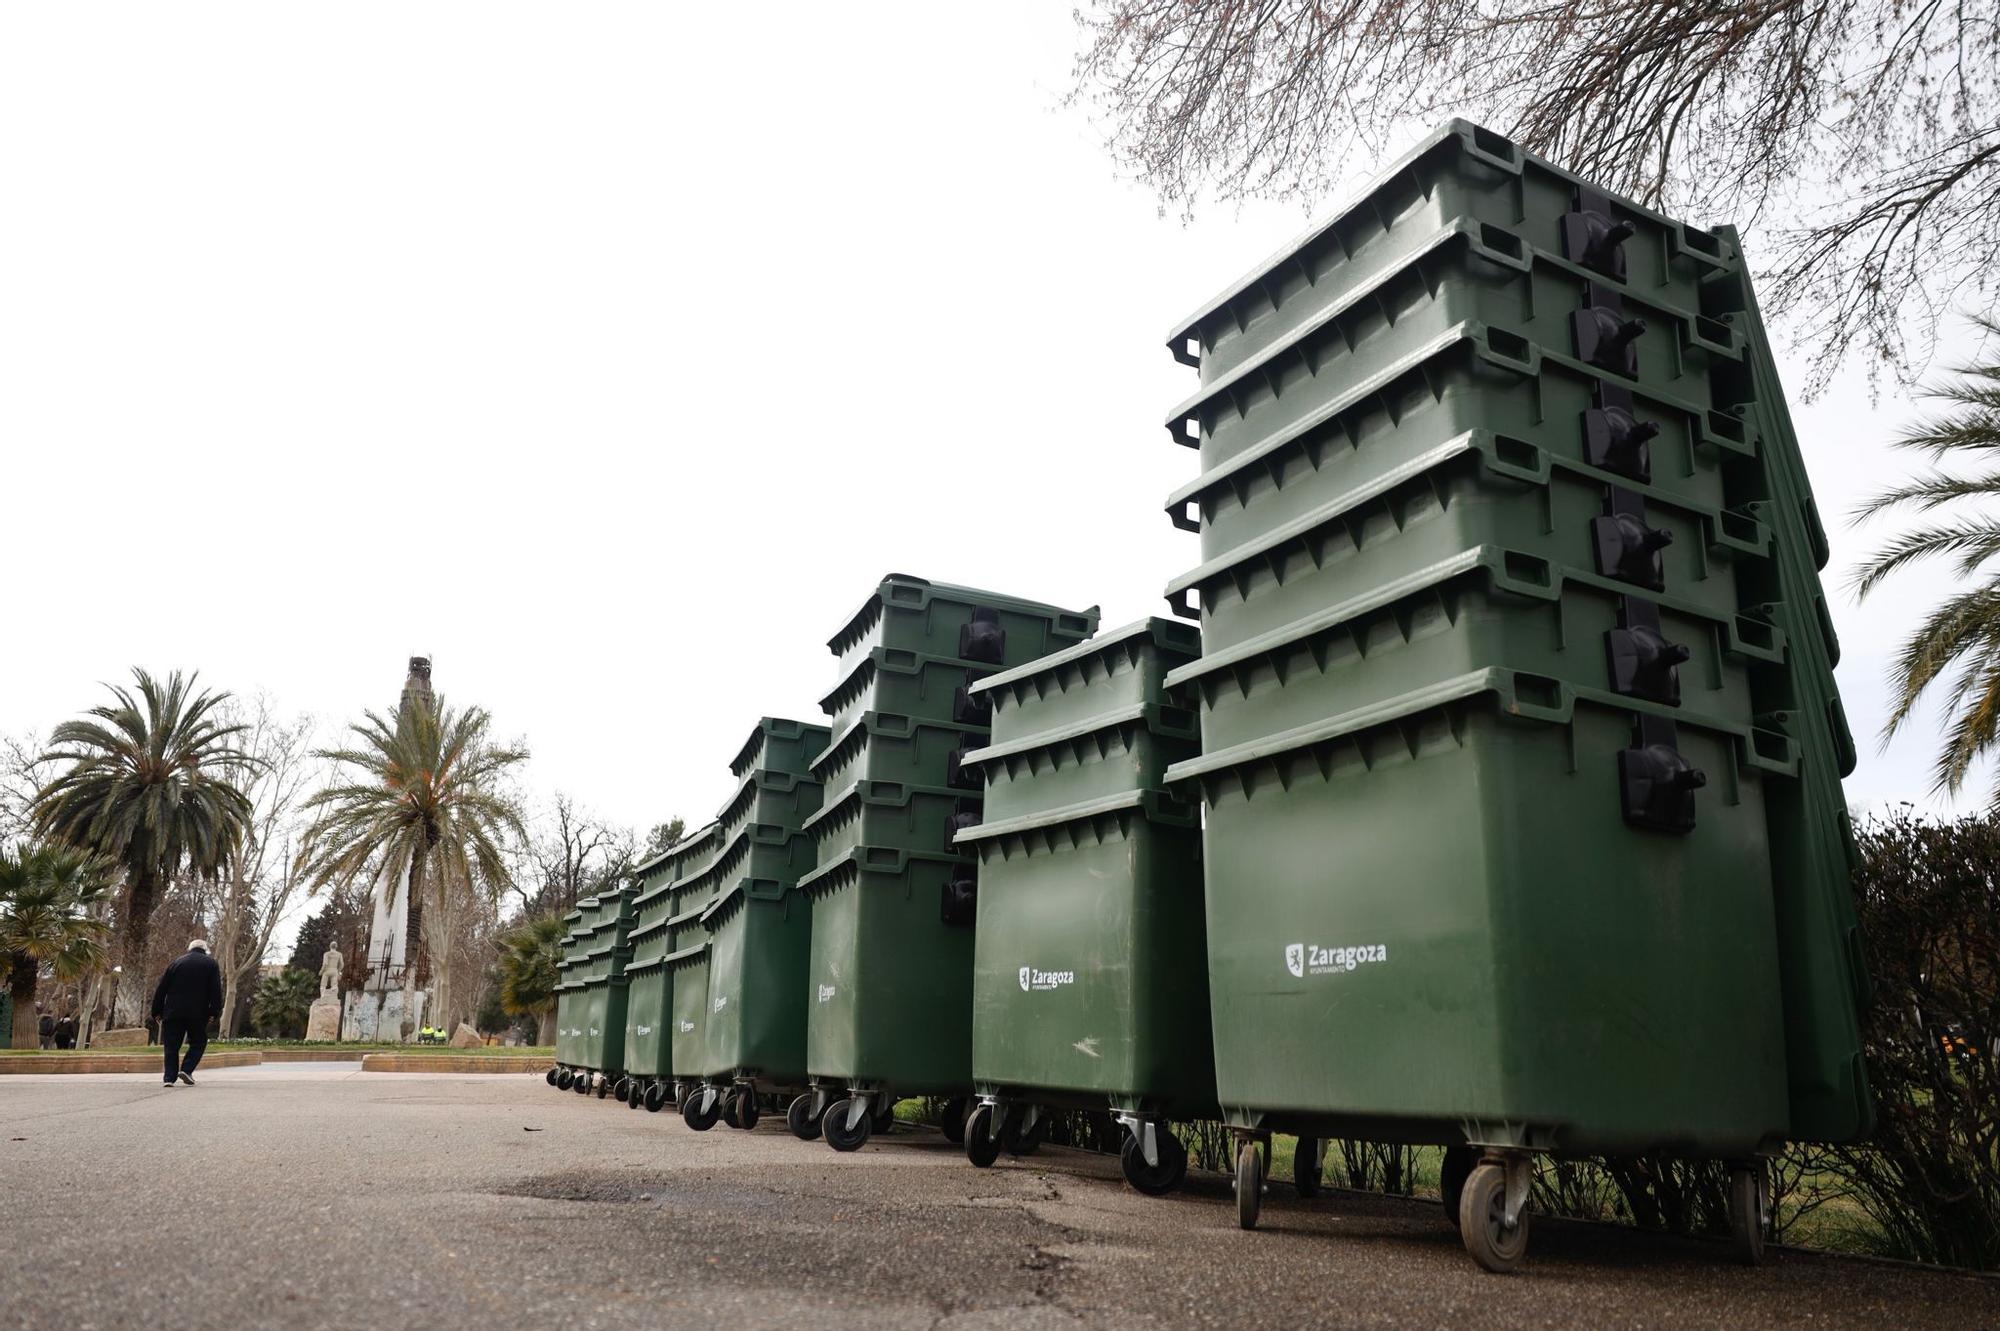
[1001,1106,1043,1157]
[1120,1128,1188,1196]
[643,1082,669,1113]
[963,1104,1001,1168]
[611,1078,628,1103]
[575,1074,592,1096]
[1439,1146,1476,1232]
[594,1076,610,1099]
[556,1068,574,1090]
[940,1097,969,1145]
[1235,1141,1263,1229]
[824,1098,872,1152]
[1460,1161,1531,1273]
[1294,1136,1323,1198]
[626,1081,644,1110]
[1728,1163,1767,1266]
[545,1067,559,1087]
[786,1093,824,1141]
[724,1089,760,1130]
[682,1087,722,1132]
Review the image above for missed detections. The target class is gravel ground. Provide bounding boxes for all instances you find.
[1,1063,1992,1330]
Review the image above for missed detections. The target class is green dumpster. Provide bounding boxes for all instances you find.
[678,718,828,1135]
[620,819,720,1112]
[1158,123,1863,1272]
[570,881,637,1099]
[802,574,1101,1152]
[548,906,587,1089]
[957,619,1214,1194]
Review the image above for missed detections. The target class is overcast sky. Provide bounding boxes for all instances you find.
[1,5,1978,953]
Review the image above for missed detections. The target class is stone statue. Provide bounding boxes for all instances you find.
[305,947,344,1042]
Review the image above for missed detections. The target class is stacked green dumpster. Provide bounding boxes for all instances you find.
[568,880,638,1098]
[1155,120,1868,1271]
[956,618,1213,1192]
[798,573,1099,1151]
[677,718,828,1134]
[620,820,720,1112]
[548,903,588,1089]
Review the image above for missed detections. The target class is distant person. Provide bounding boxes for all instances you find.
[38,1007,54,1050]
[150,939,222,1087]
[54,1014,76,1050]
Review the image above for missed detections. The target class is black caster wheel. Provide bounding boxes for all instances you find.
[1002,1107,1044,1157]
[626,1082,645,1110]
[964,1103,1001,1168]
[1439,1145,1476,1232]
[1235,1141,1263,1230]
[556,1068,574,1090]
[545,1067,559,1087]
[823,1098,872,1153]
[575,1074,592,1095]
[1120,1127,1188,1196]
[1460,1162,1530,1274]
[1729,1164,1767,1266]
[612,1078,630,1103]
[643,1082,669,1113]
[726,1090,760,1130]
[940,1096,969,1145]
[682,1088,721,1132]
[1294,1135,1322,1199]
[787,1094,824,1141]
[595,1076,610,1099]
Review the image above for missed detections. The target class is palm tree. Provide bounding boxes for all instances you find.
[300,697,525,1041]
[1855,322,2000,803]
[495,913,565,1045]
[249,967,318,1039]
[30,670,258,1026]
[0,842,113,1048]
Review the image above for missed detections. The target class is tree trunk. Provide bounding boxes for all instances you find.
[400,848,426,1042]
[219,970,240,1038]
[537,1008,555,1047]
[7,957,39,1050]
[114,863,160,1028]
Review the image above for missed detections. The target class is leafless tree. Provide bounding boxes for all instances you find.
[207,697,322,1036]
[1070,0,2000,390]
[0,731,44,845]
[512,793,634,920]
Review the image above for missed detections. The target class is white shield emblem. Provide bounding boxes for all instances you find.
[1019,966,1032,991]
[1285,944,1305,979]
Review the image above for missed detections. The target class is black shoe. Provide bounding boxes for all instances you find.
[177,1072,195,1086]
[163,1079,176,1087]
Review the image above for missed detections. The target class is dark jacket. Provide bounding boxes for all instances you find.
[151,949,223,1024]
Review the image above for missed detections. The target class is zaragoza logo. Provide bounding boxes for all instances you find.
[1285,944,1305,979]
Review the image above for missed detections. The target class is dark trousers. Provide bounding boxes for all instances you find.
[161,1017,208,1083]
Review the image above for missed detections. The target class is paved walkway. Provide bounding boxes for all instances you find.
[1,1063,1992,1329]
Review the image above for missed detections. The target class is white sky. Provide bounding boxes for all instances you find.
[0,5,1979,953]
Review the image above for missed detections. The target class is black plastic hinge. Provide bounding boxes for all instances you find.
[1592,487,1672,591]
[1560,185,1633,282]
[945,746,982,790]
[950,685,992,727]
[944,806,982,848]
[940,874,978,927]
[1605,595,1688,706]
[1581,382,1658,483]
[1572,281,1645,377]
[959,608,1005,664]
[1618,714,1705,834]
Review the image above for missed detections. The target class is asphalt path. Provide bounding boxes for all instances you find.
[1,1063,1992,1330]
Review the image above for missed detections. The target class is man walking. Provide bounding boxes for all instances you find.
[151,940,223,1087]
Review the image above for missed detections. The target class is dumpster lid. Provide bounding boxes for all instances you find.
[820,645,998,718]
[967,618,1198,699]
[959,701,1196,769]
[729,716,833,779]
[827,573,1101,658]
[956,788,1197,845]
[796,842,969,895]
[630,818,722,879]
[801,778,963,836]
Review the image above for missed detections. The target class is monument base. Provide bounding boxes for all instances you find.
[304,998,341,1042]
[94,1027,149,1048]
[340,987,426,1043]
